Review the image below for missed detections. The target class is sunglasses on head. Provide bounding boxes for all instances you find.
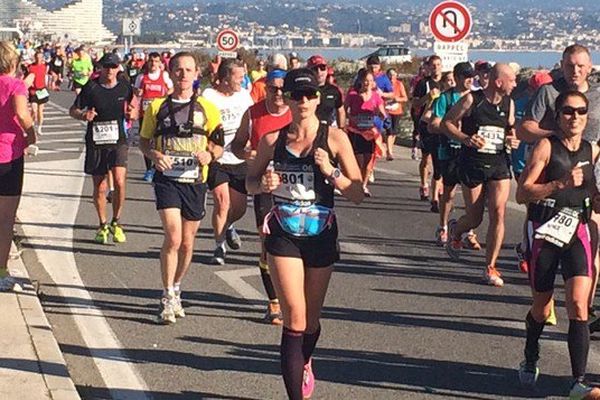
[285,90,319,102]
[561,106,588,116]
[267,85,284,94]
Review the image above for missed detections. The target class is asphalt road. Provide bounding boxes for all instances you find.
[17,90,600,400]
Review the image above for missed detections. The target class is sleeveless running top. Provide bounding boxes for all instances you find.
[537,135,593,209]
[461,90,511,158]
[271,121,335,208]
[141,72,169,99]
[249,101,292,151]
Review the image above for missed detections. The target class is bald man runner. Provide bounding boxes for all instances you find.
[442,63,519,287]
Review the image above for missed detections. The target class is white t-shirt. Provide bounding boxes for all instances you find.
[134,70,174,90]
[202,87,253,165]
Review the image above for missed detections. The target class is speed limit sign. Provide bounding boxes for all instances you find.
[216,29,239,52]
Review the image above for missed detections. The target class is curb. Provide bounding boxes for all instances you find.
[9,242,81,400]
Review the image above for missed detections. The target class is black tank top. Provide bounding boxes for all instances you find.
[539,135,593,209]
[461,90,511,160]
[271,121,335,208]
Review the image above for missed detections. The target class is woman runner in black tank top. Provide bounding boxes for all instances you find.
[516,90,600,396]
[246,68,364,400]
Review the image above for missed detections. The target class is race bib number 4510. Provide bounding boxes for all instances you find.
[477,125,505,154]
[163,153,199,182]
[92,120,120,145]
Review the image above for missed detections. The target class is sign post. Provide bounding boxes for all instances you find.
[122,18,141,51]
[216,29,239,59]
[428,1,471,71]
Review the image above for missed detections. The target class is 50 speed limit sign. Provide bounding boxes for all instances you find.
[216,29,239,52]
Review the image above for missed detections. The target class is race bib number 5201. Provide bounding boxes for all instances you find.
[92,120,119,145]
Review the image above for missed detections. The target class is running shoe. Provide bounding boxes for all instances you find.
[157,295,176,325]
[302,358,315,399]
[265,301,283,326]
[515,243,529,273]
[411,147,420,161]
[518,360,539,387]
[368,172,375,183]
[386,153,394,161]
[484,265,504,287]
[226,227,242,250]
[419,186,429,201]
[462,232,482,250]
[0,271,17,292]
[110,221,127,243]
[173,289,185,318]
[94,224,110,244]
[569,380,600,400]
[106,190,113,204]
[363,187,372,198]
[430,200,439,213]
[545,302,557,326]
[143,169,155,183]
[435,226,448,246]
[212,246,226,266]
[446,219,462,260]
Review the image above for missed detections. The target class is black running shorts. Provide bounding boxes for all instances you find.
[84,143,128,176]
[207,162,247,194]
[0,156,24,196]
[349,133,374,155]
[153,174,207,221]
[253,193,273,227]
[265,218,340,268]
[459,154,511,188]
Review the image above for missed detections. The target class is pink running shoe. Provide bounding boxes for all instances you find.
[302,358,315,399]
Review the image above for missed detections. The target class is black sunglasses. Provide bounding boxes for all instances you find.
[312,64,327,72]
[267,85,284,94]
[102,64,119,69]
[561,106,588,116]
[285,90,319,102]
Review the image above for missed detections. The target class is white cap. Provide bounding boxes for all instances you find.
[268,53,288,71]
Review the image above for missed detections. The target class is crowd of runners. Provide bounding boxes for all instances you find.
[3,37,600,399]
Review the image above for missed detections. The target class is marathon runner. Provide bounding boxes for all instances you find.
[134,52,174,182]
[428,61,480,249]
[49,45,65,91]
[288,52,300,70]
[385,67,408,160]
[70,46,93,95]
[442,63,519,287]
[246,67,364,400]
[250,53,288,103]
[0,41,37,291]
[518,44,600,332]
[345,68,388,197]
[473,61,492,90]
[202,59,254,265]
[412,55,443,203]
[139,51,224,324]
[231,68,292,325]
[306,55,345,128]
[516,90,600,399]
[26,51,50,135]
[69,53,136,244]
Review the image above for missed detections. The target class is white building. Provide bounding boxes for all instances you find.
[0,0,116,44]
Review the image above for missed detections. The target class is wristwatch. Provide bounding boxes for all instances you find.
[328,168,342,183]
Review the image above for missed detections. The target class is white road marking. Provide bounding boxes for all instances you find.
[215,268,266,302]
[19,102,150,399]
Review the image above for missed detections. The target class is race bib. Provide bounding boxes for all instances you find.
[92,120,120,145]
[534,207,579,248]
[477,125,505,154]
[272,164,315,202]
[35,89,49,100]
[163,152,199,183]
[54,59,62,67]
[355,113,374,130]
[142,99,153,111]
[129,69,138,77]
[385,102,400,112]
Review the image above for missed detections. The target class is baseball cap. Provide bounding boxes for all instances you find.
[474,60,492,72]
[453,62,475,78]
[366,55,381,66]
[100,53,120,67]
[307,55,327,68]
[289,51,299,60]
[283,68,319,93]
[528,70,553,91]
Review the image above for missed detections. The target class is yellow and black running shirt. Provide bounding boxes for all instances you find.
[140,96,223,183]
